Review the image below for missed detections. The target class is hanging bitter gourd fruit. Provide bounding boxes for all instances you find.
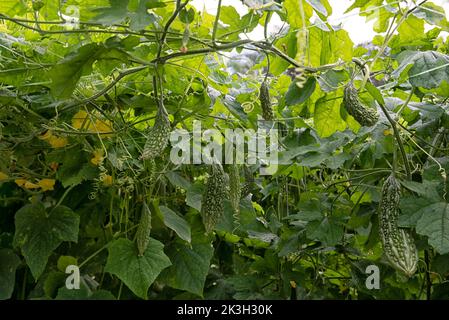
[378,174,418,276]
[259,81,274,121]
[343,83,379,127]
[136,200,152,256]
[227,164,241,228]
[201,164,227,233]
[141,104,171,160]
[241,165,254,198]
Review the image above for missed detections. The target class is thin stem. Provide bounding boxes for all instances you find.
[424,250,432,300]
[212,0,223,46]
[59,66,147,113]
[377,100,412,179]
[397,87,415,116]
[53,184,76,208]
[156,0,189,59]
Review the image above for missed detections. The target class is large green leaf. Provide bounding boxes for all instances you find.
[159,206,191,243]
[393,51,449,89]
[416,202,449,254]
[285,77,316,106]
[160,234,214,296]
[104,238,171,299]
[0,0,27,16]
[313,94,347,137]
[397,15,424,44]
[0,249,21,300]
[91,0,129,25]
[283,0,312,29]
[13,203,79,280]
[306,217,344,246]
[48,44,100,98]
[56,282,116,300]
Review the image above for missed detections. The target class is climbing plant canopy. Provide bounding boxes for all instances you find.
[1,0,449,300]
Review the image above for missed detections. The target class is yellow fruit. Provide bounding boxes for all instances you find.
[38,179,55,191]
[0,171,9,181]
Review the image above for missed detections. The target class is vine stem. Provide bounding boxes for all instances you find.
[59,66,147,113]
[424,250,432,300]
[373,86,412,180]
[369,0,428,70]
[212,0,222,47]
[156,0,189,59]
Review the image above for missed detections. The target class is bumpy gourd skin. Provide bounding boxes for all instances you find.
[136,201,152,256]
[141,106,171,160]
[343,83,379,127]
[228,164,241,216]
[260,81,274,121]
[201,164,227,233]
[241,166,254,198]
[379,174,418,276]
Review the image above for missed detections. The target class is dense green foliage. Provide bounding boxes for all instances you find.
[1,0,449,300]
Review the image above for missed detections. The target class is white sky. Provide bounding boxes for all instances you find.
[191,0,449,44]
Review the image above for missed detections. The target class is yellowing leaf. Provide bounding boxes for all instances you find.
[38,179,56,191]
[0,171,9,181]
[91,149,104,165]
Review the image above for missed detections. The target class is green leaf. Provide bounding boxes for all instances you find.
[416,202,449,254]
[0,0,27,16]
[306,217,344,246]
[314,94,347,137]
[52,148,98,187]
[283,0,312,29]
[0,249,21,300]
[317,69,348,92]
[179,7,195,24]
[186,183,204,211]
[128,0,158,31]
[159,206,191,243]
[365,82,385,106]
[398,196,435,227]
[164,171,191,189]
[305,0,327,16]
[104,238,171,299]
[160,234,214,296]
[91,0,129,25]
[393,51,449,89]
[285,77,316,106]
[48,44,101,98]
[397,15,424,44]
[13,203,79,280]
[56,281,116,300]
[413,3,447,26]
